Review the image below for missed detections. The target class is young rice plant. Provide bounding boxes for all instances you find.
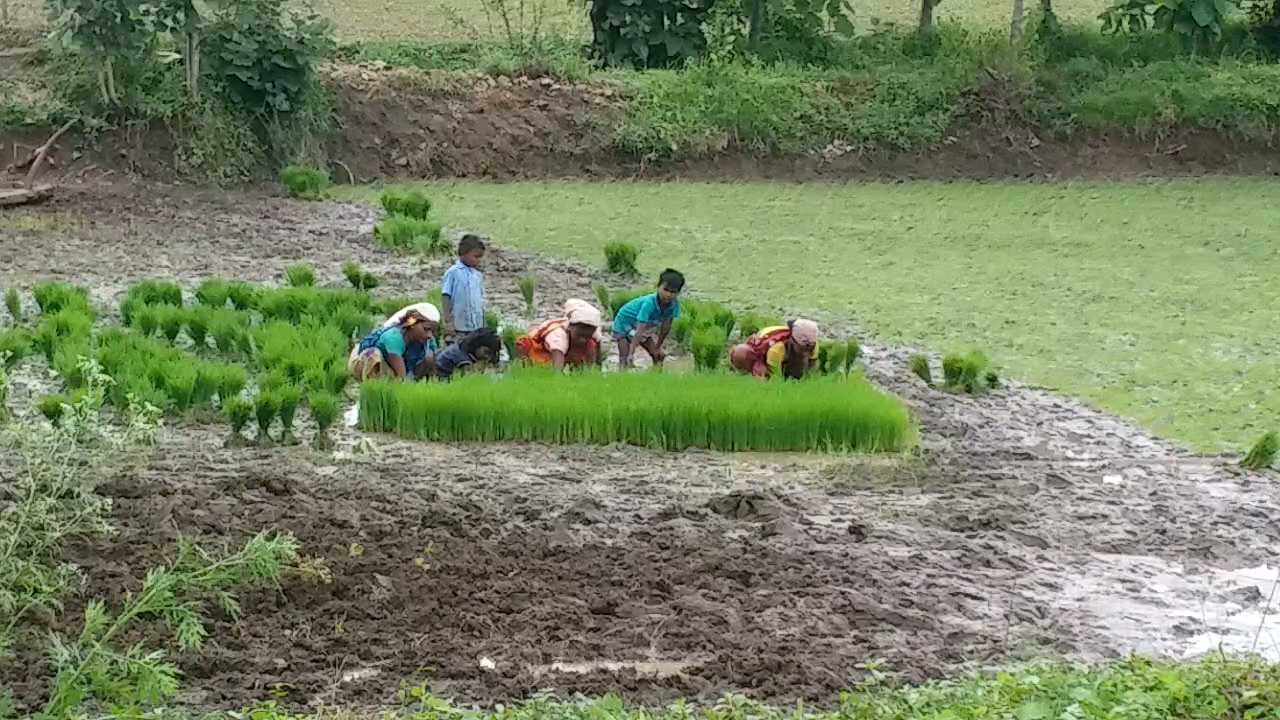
[285,263,317,288]
[942,350,993,394]
[380,188,433,219]
[359,369,914,453]
[374,216,447,255]
[280,165,332,200]
[909,353,933,386]
[5,288,22,324]
[604,242,640,277]
[1242,431,1278,470]
[518,275,537,320]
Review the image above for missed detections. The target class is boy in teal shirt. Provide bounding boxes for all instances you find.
[612,268,684,368]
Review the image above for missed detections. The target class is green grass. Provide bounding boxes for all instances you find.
[360,369,914,452]
[337,178,1280,451]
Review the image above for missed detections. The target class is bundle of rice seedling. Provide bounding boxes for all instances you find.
[518,275,537,320]
[374,216,446,255]
[691,325,728,371]
[254,392,278,445]
[227,282,257,311]
[285,263,317,288]
[942,350,992,394]
[33,282,92,316]
[1242,432,1278,471]
[0,329,32,368]
[277,385,302,445]
[34,308,94,361]
[609,287,649,318]
[38,394,69,426]
[909,354,932,386]
[186,306,212,350]
[501,326,519,365]
[309,391,340,450]
[217,364,247,404]
[156,305,186,344]
[342,262,380,291]
[593,284,611,319]
[280,165,331,200]
[5,288,22,323]
[604,242,639,277]
[223,397,253,447]
[195,278,231,308]
[380,188,432,219]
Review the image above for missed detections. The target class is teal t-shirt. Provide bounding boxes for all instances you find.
[375,326,407,357]
[613,293,680,337]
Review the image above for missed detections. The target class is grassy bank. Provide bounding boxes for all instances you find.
[337,178,1280,452]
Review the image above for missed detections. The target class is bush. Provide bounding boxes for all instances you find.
[374,216,447,255]
[1242,431,1278,470]
[380,188,433,219]
[604,242,640,277]
[360,368,914,452]
[942,350,992,393]
[279,165,331,200]
[285,263,317,288]
[589,0,713,67]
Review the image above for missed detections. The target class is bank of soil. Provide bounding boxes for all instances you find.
[1,183,1279,712]
[5,62,1280,183]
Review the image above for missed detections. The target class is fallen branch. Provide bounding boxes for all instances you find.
[21,119,78,185]
[0,185,54,207]
[333,159,355,185]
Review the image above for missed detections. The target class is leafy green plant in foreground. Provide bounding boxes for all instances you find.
[279,165,331,200]
[360,369,913,453]
[374,215,447,255]
[1242,431,1278,470]
[604,242,640,277]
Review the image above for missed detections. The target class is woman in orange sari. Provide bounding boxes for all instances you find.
[515,299,605,371]
[728,319,819,380]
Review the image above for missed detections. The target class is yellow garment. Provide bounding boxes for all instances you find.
[758,325,819,374]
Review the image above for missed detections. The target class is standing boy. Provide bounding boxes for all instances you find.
[441,234,486,342]
[612,268,684,368]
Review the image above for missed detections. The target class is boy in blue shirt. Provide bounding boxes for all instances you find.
[441,234,486,342]
[612,268,684,368]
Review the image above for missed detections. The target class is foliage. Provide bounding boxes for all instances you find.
[203,0,335,116]
[1245,0,1280,54]
[285,263,317,288]
[1100,0,1237,51]
[518,275,537,319]
[942,349,993,393]
[308,391,339,450]
[0,330,32,369]
[4,289,21,324]
[253,391,278,444]
[40,532,298,718]
[587,0,714,68]
[172,92,266,184]
[374,216,447,255]
[691,325,729,371]
[380,187,433,219]
[276,384,302,445]
[32,282,92,317]
[604,242,640,277]
[343,261,381,291]
[123,280,184,321]
[360,368,914,452]
[592,283,612,319]
[34,308,95,362]
[50,0,149,106]
[909,353,933,385]
[227,281,258,311]
[1241,430,1277,469]
[279,164,331,200]
[817,340,846,375]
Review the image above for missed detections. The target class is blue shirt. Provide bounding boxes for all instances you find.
[441,261,485,333]
[612,293,680,337]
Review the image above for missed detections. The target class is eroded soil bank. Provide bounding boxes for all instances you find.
[1,184,1278,713]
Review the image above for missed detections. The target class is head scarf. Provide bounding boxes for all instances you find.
[563,299,602,328]
[384,302,440,328]
[790,318,819,346]
[399,309,429,328]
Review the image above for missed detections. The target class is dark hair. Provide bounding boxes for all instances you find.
[658,268,685,291]
[461,327,501,357]
[458,234,486,256]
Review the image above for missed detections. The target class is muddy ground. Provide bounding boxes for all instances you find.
[2,182,1279,713]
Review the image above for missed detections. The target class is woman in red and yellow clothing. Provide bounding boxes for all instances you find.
[515,299,605,371]
[728,319,820,380]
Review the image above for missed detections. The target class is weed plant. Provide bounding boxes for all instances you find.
[1242,431,1278,470]
[309,391,339,450]
[909,353,933,386]
[32,282,92,316]
[519,275,537,319]
[5,288,22,324]
[254,392,278,445]
[360,368,914,453]
[280,165,331,200]
[343,261,380,291]
[942,350,992,394]
[285,263,317,288]
[380,188,433,219]
[604,242,640,277]
[374,216,447,255]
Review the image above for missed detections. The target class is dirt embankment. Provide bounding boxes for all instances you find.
[4,63,1280,183]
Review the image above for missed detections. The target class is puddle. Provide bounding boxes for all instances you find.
[531,658,700,678]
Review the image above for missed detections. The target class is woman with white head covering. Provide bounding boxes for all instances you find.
[349,301,442,381]
[515,299,604,371]
[728,319,820,380]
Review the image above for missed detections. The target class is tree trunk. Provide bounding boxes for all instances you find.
[1041,0,1052,13]
[919,0,936,33]
[1011,0,1024,40]
[185,33,201,102]
[105,56,120,105]
[749,0,764,43]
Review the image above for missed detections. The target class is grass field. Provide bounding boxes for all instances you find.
[2,0,1114,41]
[338,178,1280,453]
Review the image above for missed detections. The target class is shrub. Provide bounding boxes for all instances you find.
[195,278,231,308]
[309,391,340,450]
[254,391,278,445]
[374,216,447,255]
[589,0,713,68]
[593,283,611,319]
[285,263,317,288]
[5,288,22,323]
[1242,431,1278,470]
[691,325,728,371]
[342,261,380,291]
[279,165,331,200]
[942,350,992,394]
[277,385,302,445]
[909,353,933,386]
[359,369,914,453]
[380,188,433,219]
[604,242,640,277]
[518,275,537,320]
[33,282,92,316]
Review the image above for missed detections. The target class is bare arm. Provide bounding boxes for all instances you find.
[551,349,566,371]
[656,319,672,348]
[387,354,408,379]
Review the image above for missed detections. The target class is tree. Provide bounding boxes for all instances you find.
[1011,0,1024,39]
[151,0,218,102]
[52,0,148,106]
[919,0,939,33]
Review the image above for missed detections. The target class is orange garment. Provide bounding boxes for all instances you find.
[516,319,600,367]
[743,325,818,377]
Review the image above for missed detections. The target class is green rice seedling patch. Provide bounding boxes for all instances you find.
[380,188,433,220]
[359,369,914,453]
[285,263,317,288]
[277,385,303,445]
[279,165,332,200]
[223,397,253,447]
[518,275,537,320]
[604,242,640,277]
[343,261,381,291]
[593,283,612,319]
[308,391,340,450]
[254,391,278,445]
[0,329,32,368]
[195,278,232,308]
[690,325,728,371]
[909,353,933,386]
[5,288,22,324]
[34,308,94,362]
[1242,431,1277,470]
[32,282,92,317]
[374,215,447,255]
[942,349,994,394]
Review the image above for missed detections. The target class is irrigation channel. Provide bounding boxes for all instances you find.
[1,181,1278,711]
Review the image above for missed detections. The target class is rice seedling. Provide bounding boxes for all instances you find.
[380,188,432,220]
[333,306,375,340]
[254,392,278,445]
[592,283,611,319]
[217,364,247,404]
[308,391,340,450]
[285,263,317,288]
[360,369,915,453]
[135,306,160,337]
[518,275,537,320]
[166,364,198,412]
[277,385,302,445]
[342,261,380,291]
[32,282,91,316]
[942,350,992,394]
[845,339,861,374]
[210,309,249,355]
[326,364,350,394]
[670,315,696,349]
[909,354,933,386]
[5,288,22,324]
[501,325,519,364]
[819,341,847,375]
[34,308,94,361]
[374,216,447,255]
[737,313,773,340]
[227,282,257,311]
[1242,431,1278,470]
[0,365,9,422]
[691,326,729,371]
[604,242,640,278]
[0,329,32,368]
[280,165,331,200]
[195,278,231,308]
[52,341,92,388]
[222,397,253,447]
[192,363,222,407]
[157,305,186,344]
[985,370,1000,388]
[123,280,183,317]
[186,306,212,350]
[484,310,501,331]
[38,394,69,426]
